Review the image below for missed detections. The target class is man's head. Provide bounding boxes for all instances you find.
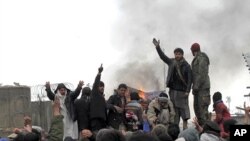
[158,92,168,107]
[130,92,140,101]
[202,121,221,136]
[14,132,40,141]
[223,119,237,133]
[174,48,184,61]
[98,81,105,95]
[151,124,168,137]
[55,83,69,95]
[191,43,200,56]
[129,133,159,141]
[212,91,222,103]
[167,123,180,140]
[117,83,127,97]
[96,129,125,141]
[82,87,91,96]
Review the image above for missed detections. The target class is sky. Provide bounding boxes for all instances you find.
[1,0,250,114]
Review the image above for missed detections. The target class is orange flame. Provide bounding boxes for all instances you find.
[138,86,146,100]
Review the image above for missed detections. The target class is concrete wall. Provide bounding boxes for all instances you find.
[0,86,31,128]
[31,101,52,131]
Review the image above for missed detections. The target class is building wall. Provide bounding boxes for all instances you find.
[31,101,52,131]
[0,86,31,129]
[0,86,53,137]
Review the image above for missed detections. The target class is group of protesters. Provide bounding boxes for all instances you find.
[6,38,250,141]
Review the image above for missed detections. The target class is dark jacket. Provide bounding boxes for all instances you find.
[46,85,82,121]
[156,46,192,92]
[89,74,107,121]
[107,94,126,129]
[74,96,90,132]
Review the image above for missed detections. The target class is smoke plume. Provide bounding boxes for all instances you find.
[107,0,250,110]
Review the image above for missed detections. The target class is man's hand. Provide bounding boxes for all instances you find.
[13,128,22,134]
[132,115,138,121]
[153,38,160,47]
[23,124,32,133]
[45,81,50,89]
[192,117,203,133]
[98,64,103,74]
[114,106,123,113]
[185,92,189,98]
[81,129,93,138]
[78,80,84,87]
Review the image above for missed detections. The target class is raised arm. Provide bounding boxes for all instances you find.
[91,64,103,97]
[45,81,55,101]
[153,38,172,65]
[70,80,84,100]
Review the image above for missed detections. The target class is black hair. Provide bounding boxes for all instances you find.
[99,81,105,87]
[223,119,237,133]
[54,83,70,93]
[213,91,222,103]
[174,48,184,55]
[202,121,220,136]
[118,83,127,89]
[96,129,125,141]
[159,92,168,98]
[14,132,39,141]
[158,133,173,141]
[81,87,91,96]
[167,123,180,140]
[129,133,159,141]
[130,92,140,101]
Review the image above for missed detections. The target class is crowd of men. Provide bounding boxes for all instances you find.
[3,39,250,141]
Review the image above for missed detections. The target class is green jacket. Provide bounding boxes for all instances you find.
[191,51,210,90]
[48,115,64,141]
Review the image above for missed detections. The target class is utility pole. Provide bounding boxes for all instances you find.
[235,53,250,112]
[243,53,250,73]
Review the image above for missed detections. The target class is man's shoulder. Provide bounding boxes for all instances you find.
[182,60,191,67]
[198,52,209,58]
[74,98,85,104]
[149,99,159,107]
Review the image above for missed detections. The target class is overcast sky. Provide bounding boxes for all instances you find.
[1,0,250,114]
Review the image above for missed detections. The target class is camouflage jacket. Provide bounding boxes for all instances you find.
[147,98,175,126]
[191,51,210,90]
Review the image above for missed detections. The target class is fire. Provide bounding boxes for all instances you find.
[138,87,146,100]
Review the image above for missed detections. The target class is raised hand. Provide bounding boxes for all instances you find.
[192,117,203,133]
[53,95,61,116]
[78,80,84,87]
[45,81,50,88]
[114,106,123,113]
[98,64,103,73]
[153,38,160,47]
